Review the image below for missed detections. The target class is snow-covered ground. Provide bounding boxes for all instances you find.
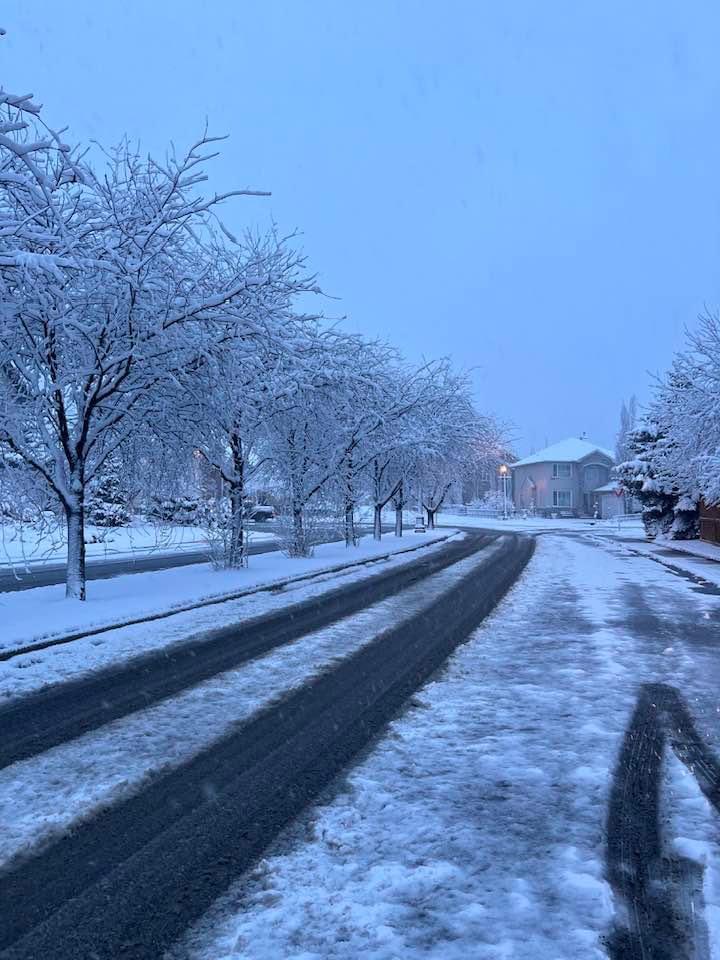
[0,518,221,566]
[173,533,720,960]
[588,533,720,589]
[0,539,497,872]
[436,509,644,537]
[665,538,720,562]
[0,531,454,698]
[663,750,720,956]
[437,506,720,587]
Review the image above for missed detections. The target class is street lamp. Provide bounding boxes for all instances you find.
[499,464,509,520]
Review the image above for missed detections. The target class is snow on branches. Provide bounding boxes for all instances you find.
[0,85,501,594]
[617,312,720,540]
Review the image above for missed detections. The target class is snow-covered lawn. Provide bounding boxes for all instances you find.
[173,533,720,960]
[0,540,496,873]
[0,531,455,698]
[0,518,244,566]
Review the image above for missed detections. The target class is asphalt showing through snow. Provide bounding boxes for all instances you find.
[0,531,533,959]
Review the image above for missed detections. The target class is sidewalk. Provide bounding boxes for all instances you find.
[605,532,720,588]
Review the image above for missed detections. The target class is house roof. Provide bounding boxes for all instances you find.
[512,438,614,468]
[593,481,621,494]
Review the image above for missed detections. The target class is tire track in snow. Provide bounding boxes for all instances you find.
[606,682,720,960]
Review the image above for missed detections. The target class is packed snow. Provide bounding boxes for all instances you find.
[172,533,720,960]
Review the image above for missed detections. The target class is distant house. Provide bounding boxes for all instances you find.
[511,438,614,517]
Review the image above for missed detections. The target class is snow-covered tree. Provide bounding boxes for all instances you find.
[648,315,720,513]
[264,331,371,557]
[0,76,505,589]
[0,112,270,598]
[616,426,676,539]
[409,370,500,529]
[169,232,321,567]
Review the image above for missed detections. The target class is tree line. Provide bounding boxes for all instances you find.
[0,87,501,599]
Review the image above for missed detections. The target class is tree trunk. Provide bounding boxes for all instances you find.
[226,433,248,569]
[65,497,87,601]
[373,503,383,541]
[394,480,404,537]
[426,507,436,529]
[292,504,308,557]
[344,501,357,547]
[227,483,247,568]
[344,456,358,548]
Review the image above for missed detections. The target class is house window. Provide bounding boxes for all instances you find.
[553,490,572,508]
[552,463,572,478]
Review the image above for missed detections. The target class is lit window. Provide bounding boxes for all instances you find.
[552,463,572,478]
[553,490,572,507]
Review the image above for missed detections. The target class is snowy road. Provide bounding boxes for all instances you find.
[0,530,531,959]
[170,532,720,960]
[2,530,719,960]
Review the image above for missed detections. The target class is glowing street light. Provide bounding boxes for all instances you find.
[499,464,509,520]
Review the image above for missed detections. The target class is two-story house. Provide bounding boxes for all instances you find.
[510,438,614,517]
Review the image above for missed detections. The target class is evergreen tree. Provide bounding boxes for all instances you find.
[649,367,700,539]
[87,458,131,528]
[616,426,675,539]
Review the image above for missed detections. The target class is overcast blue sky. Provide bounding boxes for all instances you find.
[4,2,720,454]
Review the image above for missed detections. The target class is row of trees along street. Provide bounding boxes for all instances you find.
[0,88,502,599]
[617,313,720,540]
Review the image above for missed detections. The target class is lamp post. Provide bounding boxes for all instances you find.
[499,464,509,520]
